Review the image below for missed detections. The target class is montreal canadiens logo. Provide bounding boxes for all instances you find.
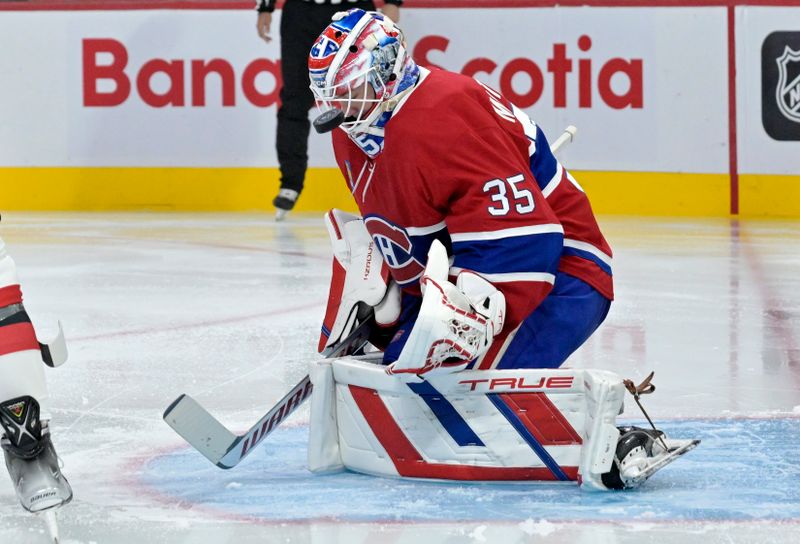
[310,34,340,62]
[309,26,348,82]
[776,45,800,123]
[364,216,424,285]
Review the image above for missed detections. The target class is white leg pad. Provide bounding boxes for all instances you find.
[320,358,629,484]
[308,359,633,488]
[308,360,344,473]
[578,370,625,491]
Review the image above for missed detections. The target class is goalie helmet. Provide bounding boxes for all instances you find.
[308,9,419,136]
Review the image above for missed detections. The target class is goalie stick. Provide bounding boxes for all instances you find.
[163,125,578,469]
[163,317,373,469]
[550,125,577,154]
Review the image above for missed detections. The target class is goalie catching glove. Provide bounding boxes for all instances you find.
[386,240,505,378]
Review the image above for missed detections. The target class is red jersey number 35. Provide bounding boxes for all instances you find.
[482,174,535,216]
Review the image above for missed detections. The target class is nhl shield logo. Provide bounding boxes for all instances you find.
[762,31,800,140]
[775,46,800,124]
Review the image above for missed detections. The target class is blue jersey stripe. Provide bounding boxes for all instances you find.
[487,394,571,481]
[407,229,451,264]
[407,382,485,447]
[529,126,558,192]
[452,231,563,276]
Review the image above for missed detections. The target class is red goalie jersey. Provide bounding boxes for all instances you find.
[331,68,613,369]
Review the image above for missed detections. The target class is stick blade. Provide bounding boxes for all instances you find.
[163,394,239,466]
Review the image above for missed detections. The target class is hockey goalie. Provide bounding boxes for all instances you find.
[310,212,698,491]
[305,8,699,491]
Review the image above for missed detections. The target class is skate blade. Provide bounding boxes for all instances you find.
[40,509,60,543]
[628,438,700,486]
[275,208,289,221]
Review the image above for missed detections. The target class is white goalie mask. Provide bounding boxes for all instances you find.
[308,9,419,136]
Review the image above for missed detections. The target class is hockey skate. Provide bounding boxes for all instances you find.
[273,188,299,221]
[601,426,700,490]
[1,396,72,516]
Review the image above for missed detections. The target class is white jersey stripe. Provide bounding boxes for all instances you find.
[564,239,613,266]
[450,268,556,285]
[511,104,538,156]
[405,221,447,237]
[541,163,564,198]
[450,224,563,242]
[566,171,586,193]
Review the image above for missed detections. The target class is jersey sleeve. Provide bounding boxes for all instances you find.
[429,122,565,367]
[514,107,614,300]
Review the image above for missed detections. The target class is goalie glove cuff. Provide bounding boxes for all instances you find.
[374,281,401,328]
[456,271,505,339]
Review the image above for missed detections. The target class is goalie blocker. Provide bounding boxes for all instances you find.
[308,359,698,490]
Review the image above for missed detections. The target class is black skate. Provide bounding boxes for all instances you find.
[273,188,299,221]
[601,426,700,490]
[1,396,73,513]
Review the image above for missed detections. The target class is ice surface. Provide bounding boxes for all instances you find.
[144,419,800,522]
[0,213,798,543]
